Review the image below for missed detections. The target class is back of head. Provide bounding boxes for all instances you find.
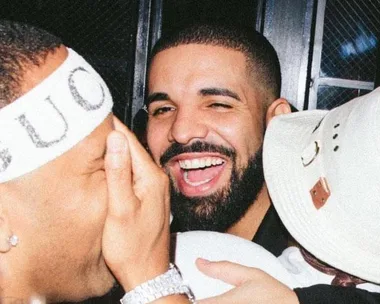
[0,21,115,301]
[0,20,62,108]
[0,20,113,184]
[150,22,281,102]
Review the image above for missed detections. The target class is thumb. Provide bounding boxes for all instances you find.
[196,258,252,286]
[105,131,137,216]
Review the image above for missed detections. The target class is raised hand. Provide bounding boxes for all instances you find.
[197,259,299,304]
[102,116,171,291]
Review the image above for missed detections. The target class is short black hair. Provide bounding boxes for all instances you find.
[0,20,62,108]
[150,22,281,103]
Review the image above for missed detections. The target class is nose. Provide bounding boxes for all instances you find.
[168,109,208,145]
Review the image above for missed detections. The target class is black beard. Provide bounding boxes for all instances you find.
[161,142,264,232]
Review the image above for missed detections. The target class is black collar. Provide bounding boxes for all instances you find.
[253,203,289,256]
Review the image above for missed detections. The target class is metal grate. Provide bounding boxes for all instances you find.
[317,85,370,109]
[321,0,380,82]
[0,0,139,124]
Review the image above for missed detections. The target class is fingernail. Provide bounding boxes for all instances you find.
[197,258,211,264]
[106,133,127,169]
[107,153,122,169]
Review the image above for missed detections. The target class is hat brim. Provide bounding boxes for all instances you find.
[263,110,380,284]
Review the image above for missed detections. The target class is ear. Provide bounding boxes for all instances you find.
[0,206,12,253]
[265,98,292,126]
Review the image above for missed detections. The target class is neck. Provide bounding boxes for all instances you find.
[226,184,271,240]
[1,258,42,304]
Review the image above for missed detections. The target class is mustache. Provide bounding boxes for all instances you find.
[160,141,236,166]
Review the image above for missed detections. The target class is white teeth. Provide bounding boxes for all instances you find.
[212,158,223,166]
[193,159,201,168]
[179,157,225,169]
[184,160,192,169]
[184,171,212,186]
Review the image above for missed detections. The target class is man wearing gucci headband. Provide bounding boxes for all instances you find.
[0,20,191,303]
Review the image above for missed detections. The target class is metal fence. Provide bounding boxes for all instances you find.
[0,0,139,124]
[309,0,380,109]
[2,0,379,115]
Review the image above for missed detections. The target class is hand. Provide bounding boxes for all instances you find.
[102,116,171,291]
[196,259,299,304]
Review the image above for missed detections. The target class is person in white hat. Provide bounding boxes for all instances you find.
[263,87,380,292]
[183,88,380,304]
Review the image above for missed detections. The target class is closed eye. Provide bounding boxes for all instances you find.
[151,106,176,117]
[209,102,233,109]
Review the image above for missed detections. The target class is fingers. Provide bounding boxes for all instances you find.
[113,116,151,160]
[197,296,225,304]
[109,116,169,217]
[105,131,136,216]
[111,116,169,207]
[113,116,159,177]
[196,258,252,286]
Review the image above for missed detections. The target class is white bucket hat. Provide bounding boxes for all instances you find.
[263,87,380,284]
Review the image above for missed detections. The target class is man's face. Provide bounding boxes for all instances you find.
[3,47,115,301]
[147,44,266,231]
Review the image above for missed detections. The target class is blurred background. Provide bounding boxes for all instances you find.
[1,0,379,127]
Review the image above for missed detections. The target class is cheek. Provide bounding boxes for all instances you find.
[79,176,108,231]
[216,118,263,167]
[48,176,108,246]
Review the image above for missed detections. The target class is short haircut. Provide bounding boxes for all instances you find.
[150,23,282,103]
[0,20,62,108]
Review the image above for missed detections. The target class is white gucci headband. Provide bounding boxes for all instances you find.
[0,48,113,183]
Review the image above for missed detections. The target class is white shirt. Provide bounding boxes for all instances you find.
[173,231,380,300]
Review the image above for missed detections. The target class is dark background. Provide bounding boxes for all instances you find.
[0,0,379,302]
[1,0,379,123]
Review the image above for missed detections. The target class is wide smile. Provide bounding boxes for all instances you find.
[169,154,229,196]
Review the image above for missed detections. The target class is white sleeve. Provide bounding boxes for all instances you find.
[172,231,299,300]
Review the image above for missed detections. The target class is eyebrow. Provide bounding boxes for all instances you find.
[146,87,241,107]
[146,92,170,106]
[199,87,241,101]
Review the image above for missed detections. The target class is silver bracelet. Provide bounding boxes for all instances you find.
[120,263,196,304]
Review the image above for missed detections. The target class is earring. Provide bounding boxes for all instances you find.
[8,234,19,247]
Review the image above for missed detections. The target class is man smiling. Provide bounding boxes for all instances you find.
[146,24,288,244]
[145,23,380,303]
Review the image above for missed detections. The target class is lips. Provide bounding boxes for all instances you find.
[170,154,228,196]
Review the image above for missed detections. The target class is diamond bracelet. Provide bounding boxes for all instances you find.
[120,263,196,304]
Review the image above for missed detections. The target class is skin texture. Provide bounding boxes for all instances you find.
[0,45,191,303]
[0,46,116,301]
[103,118,190,303]
[1,119,116,301]
[147,44,268,236]
[146,43,296,303]
[146,44,289,239]
[103,118,171,289]
[147,44,265,192]
[196,259,299,304]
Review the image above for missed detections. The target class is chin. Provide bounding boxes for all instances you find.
[48,268,117,303]
[86,270,118,299]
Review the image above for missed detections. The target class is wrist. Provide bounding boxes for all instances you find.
[116,258,170,291]
[120,263,195,304]
[151,294,194,303]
